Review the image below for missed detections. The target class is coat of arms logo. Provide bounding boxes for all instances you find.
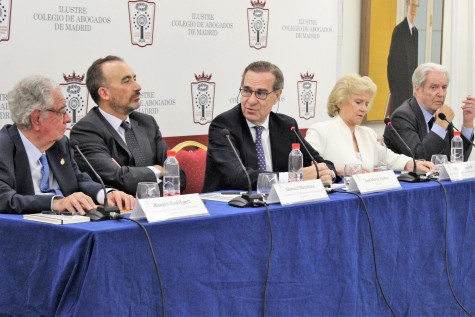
[59,72,88,129]
[191,72,215,125]
[128,0,156,47]
[297,72,317,119]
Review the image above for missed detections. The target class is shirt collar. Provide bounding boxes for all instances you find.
[18,129,43,163]
[417,101,435,124]
[246,116,270,130]
[98,107,130,131]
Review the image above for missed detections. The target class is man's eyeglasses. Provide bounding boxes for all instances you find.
[44,107,68,117]
[239,88,277,100]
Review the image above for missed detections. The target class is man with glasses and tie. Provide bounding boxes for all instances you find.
[387,0,420,115]
[384,62,475,161]
[203,61,337,192]
[0,75,135,214]
[70,55,186,195]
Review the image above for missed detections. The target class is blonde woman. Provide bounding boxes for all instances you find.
[305,74,431,177]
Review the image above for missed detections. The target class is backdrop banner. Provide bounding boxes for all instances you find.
[0,0,340,139]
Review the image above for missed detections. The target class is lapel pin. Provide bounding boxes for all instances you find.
[60,158,65,165]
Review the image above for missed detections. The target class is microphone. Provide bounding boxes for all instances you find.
[221,129,263,208]
[70,140,120,220]
[437,113,475,147]
[384,118,427,182]
[290,126,331,188]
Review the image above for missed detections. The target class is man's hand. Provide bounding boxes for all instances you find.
[462,95,475,128]
[435,104,455,130]
[52,193,96,215]
[107,191,136,211]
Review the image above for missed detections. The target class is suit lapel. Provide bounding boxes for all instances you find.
[269,113,290,171]
[238,111,258,169]
[8,126,35,195]
[93,107,133,160]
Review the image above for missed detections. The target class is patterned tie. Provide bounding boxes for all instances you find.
[428,116,435,130]
[39,154,63,195]
[254,126,267,171]
[121,121,147,166]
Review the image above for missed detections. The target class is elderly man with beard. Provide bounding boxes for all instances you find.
[70,55,186,195]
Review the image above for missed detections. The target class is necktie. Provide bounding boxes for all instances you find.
[121,121,147,166]
[39,154,63,195]
[254,126,266,171]
[428,116,435,130]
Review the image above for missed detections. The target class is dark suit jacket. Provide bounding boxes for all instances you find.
[203,105,337,192]
[383,98,472,161]
[0,125,102,214]
[70,107,186,195]
[387,17,418,114]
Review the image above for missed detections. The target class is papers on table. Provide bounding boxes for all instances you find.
[23,213,90,224]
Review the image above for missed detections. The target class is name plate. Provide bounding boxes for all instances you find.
[130,193,209,222]
[267,179,328,205]
[348,170,401,194]
[439,162,475,181]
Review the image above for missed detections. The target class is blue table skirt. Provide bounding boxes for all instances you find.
[1,179,474,316]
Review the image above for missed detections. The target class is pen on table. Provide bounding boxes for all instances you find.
[41,211,78,216]
[220,191,246,195]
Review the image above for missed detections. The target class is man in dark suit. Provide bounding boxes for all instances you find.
[0,75,135,214]
[387,0,419,114]
[384,63,475,161]
[203,61,337,192]
[70,56,186,195]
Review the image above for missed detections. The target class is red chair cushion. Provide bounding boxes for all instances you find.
[175,148,207,194]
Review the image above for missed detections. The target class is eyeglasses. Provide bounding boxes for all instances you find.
[240,88,277,100]
[44,107,68,117]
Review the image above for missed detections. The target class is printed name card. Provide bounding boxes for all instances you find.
[439,162,475,181]
[130,193,209,222]
[348,170,401,194]
[267,179,328,205]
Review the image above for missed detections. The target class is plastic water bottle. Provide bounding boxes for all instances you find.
[374,137,388,172]
[450,131,464,163]
[288,143,303,182]
[163,150,181,196]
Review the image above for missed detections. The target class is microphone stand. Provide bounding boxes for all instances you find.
[72,143,120,219]
[384,119,428,183]
[221,129,263,208]
[438,113,475,148]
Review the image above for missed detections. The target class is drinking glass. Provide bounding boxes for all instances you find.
[257,173,278,198]
[344,163,363,188]
[430,154,448,177]
[136,182,160,199]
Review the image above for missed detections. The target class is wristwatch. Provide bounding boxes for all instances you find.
[329,169,337,183]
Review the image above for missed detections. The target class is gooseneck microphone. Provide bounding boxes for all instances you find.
[290,126,332,188]
[384,118,427,182]
[70,140,120,220]
[221,129,263,208]
[438,113,475,148]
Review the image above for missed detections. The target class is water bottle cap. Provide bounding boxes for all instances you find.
[292,143,300,150]
[167,150,176,156]
[454,131,461,137]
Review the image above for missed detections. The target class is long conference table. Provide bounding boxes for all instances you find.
[1,179,475,316]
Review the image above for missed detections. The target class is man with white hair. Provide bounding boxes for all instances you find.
[384,62,475,161]
[0,75,135,214]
